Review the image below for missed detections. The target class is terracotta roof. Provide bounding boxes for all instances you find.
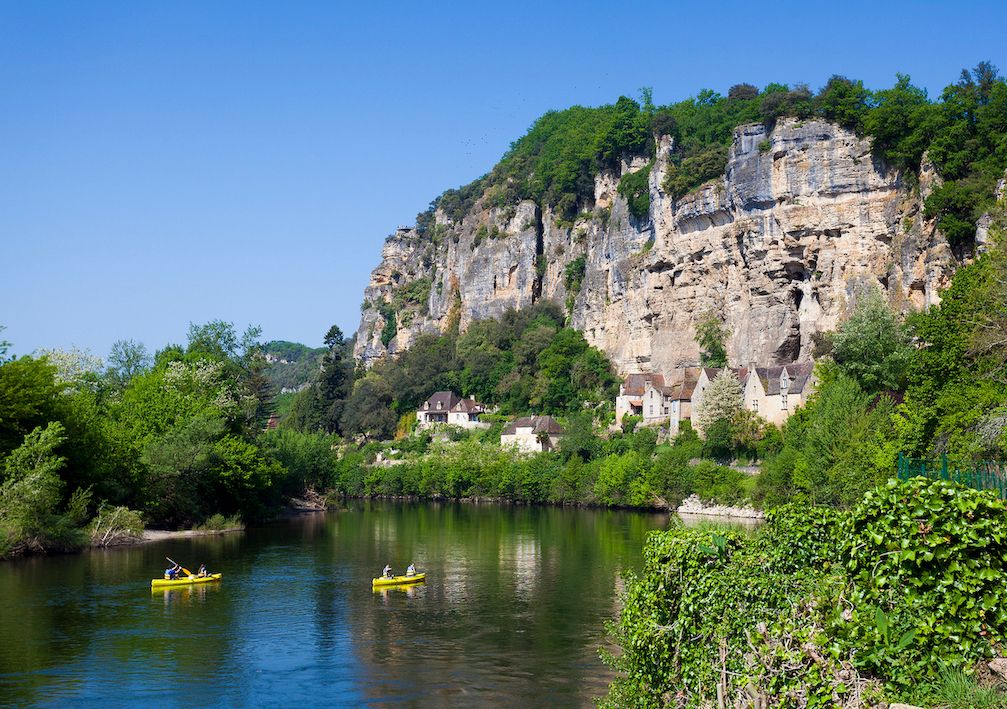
[621,373,665,396]
[501,415,565,436]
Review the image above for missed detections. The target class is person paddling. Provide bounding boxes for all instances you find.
[165,563,181,580]
[197,563,208,578]
[406,563,416,577]
[383,564,393,578]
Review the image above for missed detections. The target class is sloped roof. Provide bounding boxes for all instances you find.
[453,398,486,413]
[421,391,488,412]
[740,362,815,395]
[501,415,565,436]
[422,391,460,410]
[621,373,665,396]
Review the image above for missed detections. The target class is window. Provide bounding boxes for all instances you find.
[436,401,442,410]
[752,400,758,412]
[649,406,654,416]
[781,393,788,410]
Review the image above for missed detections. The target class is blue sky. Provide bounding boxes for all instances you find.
[2,1,1005,359]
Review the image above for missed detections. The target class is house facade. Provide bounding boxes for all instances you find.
[617,362,815,433]
[416,391,489,430]
[500,415,565,453]
[615,373,665,424]
[736,362,816,427]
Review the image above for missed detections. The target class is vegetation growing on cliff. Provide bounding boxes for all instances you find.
[417,63,1007,250]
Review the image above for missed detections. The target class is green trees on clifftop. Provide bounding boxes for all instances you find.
[420,63,1007,251]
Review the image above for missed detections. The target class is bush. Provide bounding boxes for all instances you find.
[690,460,747,505]
[605,479,1007,704]
[839,478,1007,687]
[617,163,653,220]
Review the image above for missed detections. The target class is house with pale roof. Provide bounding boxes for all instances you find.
[736,362,816,426]
[500,415,565,453]
[416,391,489,430]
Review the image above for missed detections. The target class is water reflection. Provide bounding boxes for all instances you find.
[0,502,672,706]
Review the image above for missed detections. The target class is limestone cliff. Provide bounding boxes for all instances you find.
[354,118,959,374]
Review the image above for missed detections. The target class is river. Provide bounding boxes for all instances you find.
[0,501,671,707]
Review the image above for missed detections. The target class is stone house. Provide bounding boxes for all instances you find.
[417,391,489,430]
[615,373,665,424]
[500,415,565,453]
[618,362,816,434]
[736,362,816,427]
[621,368,716,434]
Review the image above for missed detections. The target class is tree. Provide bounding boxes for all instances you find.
[318,326,353,430]
[814,75,871,132]
[694,310,728,367]
[340,374,396,440]
[0,325,10,362]
[693,369,742,436]
[728,83,759,101]
[828,288,913,393]
[0,422,90,556]
[863,74,939,174]
[0,356,66,459]
[106,339,151,386]
[35,347,103,392]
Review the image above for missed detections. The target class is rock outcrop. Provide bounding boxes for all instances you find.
[354,118,960,374]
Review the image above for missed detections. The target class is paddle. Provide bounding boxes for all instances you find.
[166,556,194,577]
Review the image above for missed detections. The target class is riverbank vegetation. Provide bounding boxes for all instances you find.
[603,478,1007,707]
[0,322,304,558]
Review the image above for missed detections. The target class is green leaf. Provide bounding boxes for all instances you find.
[896,628,917,651]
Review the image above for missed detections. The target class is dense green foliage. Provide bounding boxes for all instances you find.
[606,479,1007,706]
[288,302,619,440]
[900,226,1007,459]
[0,320,354,557]
[327,420,753,512]
[616,162,653,220]
[756,371,899,507]
[827,289,914,393]
[693,309,728,367]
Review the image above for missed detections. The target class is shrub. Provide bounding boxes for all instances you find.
[617,162,653,220]
[839,478,1007,687]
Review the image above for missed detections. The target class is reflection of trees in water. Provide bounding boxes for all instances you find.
[337,502,668,704]
[0,504,667,706]
[0,540,241,705]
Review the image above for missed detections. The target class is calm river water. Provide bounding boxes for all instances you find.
[0,501,670,707]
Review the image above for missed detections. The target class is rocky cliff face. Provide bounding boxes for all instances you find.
[354,118,959,374]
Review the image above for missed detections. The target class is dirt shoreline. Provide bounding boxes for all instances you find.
[140,527,245,543]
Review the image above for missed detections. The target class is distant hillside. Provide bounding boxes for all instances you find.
[262,340,325,394]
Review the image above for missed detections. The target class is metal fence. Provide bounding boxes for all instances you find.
[897,452,1007,499]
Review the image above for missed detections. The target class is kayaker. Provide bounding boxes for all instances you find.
[383,564,393,578]
[406,563,416,577]
[165,563,181,580]
[197,563,207,577]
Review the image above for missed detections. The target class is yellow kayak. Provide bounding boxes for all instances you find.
[372,572,425,587]
[151,573,222,589]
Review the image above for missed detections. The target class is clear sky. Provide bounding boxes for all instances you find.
[2,1,1005,359]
